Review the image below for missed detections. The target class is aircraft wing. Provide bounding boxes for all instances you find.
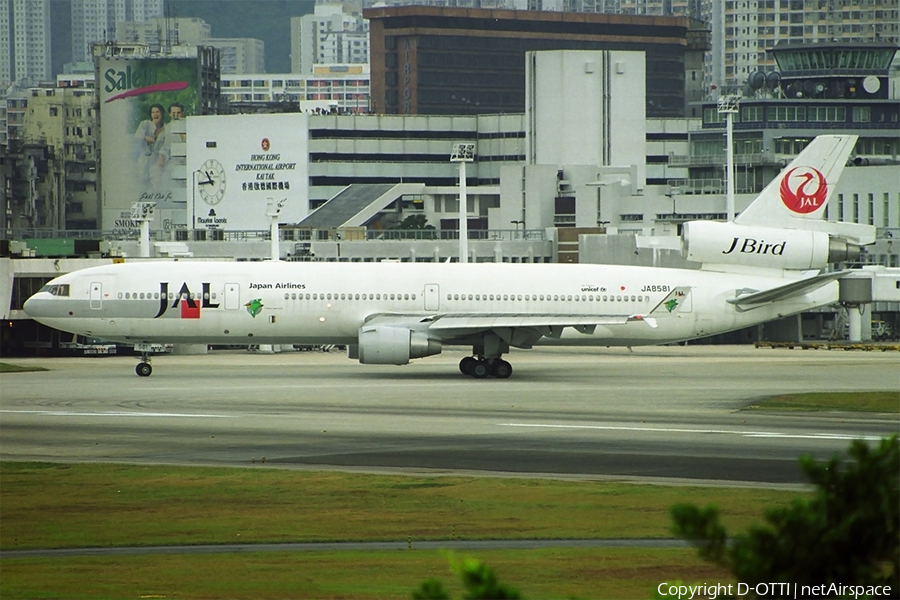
[364,311,658,351]
[727,271,845,308]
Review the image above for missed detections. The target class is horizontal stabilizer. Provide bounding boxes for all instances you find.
[727,271,845,307]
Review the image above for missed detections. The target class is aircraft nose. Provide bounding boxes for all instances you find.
[23,293,49,318]
[23,294,38,316]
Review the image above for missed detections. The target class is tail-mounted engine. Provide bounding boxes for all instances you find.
[357,325,442,365]
[682,221,861,270]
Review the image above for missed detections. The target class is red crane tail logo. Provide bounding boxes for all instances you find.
[779,167,827,215]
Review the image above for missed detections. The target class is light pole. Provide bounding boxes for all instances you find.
[131,201,156,258]
[450,142,476,263]
[265,198,287,261]
[717,95,740,222]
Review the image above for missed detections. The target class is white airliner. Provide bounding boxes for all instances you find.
[24,135,875,379]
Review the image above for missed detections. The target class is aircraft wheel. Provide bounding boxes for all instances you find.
[136,363,152,377]
[471,361,490,379]
[459,356,477,375]
[491,359,513,379]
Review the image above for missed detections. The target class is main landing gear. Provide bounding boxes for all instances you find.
[459,356,513,379]
[135,351,152,377]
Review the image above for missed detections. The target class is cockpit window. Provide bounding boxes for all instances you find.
[39,284,70,297]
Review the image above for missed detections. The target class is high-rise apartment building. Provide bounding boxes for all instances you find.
[702,0,900,95]
[71,0,164,62]
[116,17,211,50]
[291,3,369,74]
[1,0,51,85]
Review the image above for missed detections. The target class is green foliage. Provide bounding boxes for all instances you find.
[394,214,435,230]
[413,578,450,600]
[412,556,522,600]
[672,435,899,594]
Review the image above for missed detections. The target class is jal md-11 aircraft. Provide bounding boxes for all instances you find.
[25,135,875,379]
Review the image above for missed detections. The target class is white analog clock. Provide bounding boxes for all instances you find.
[198,159,226,205]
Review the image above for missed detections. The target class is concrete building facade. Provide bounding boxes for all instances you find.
[290,3,369,75]
[220,66,370,113]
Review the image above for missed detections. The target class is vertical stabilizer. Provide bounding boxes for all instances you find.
[734,135,857,227]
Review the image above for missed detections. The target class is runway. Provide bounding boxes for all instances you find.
[1,345,897,485]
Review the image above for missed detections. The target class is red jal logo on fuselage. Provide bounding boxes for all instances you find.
[154,282,219,318]
[779,167,827,214]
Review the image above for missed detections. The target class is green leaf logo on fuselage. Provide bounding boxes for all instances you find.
[245,298,264,318]
[665,298,679,312]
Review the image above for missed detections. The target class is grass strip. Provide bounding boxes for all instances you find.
[1,462,803,551]
[0,547,731,600]
[747,391,899,413]
[0,362,48,373]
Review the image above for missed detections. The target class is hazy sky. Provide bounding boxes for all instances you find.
[167,0,315,73]
[50,0,315,75]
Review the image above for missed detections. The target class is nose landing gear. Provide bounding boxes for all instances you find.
[134,343,154,377]
[136,359,152,377]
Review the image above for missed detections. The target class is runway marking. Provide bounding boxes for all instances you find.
[498,422,883,441]
[1,410,233,419]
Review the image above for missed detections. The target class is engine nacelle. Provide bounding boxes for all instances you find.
[682,221,861,270]
[357,325,442,365]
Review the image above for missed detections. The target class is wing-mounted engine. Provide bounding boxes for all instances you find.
[357,325,442,365]
[682,221,861,271]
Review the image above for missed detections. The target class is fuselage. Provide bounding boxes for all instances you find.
[23,260,837,349]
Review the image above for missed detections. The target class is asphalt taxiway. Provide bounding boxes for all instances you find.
[1,345,897,485]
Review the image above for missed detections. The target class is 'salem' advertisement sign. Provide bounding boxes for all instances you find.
[98,57,198,232]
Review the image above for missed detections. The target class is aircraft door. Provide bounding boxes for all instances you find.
[424,284,440,311]
[224,283,240,310]
[90,282,103,310]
